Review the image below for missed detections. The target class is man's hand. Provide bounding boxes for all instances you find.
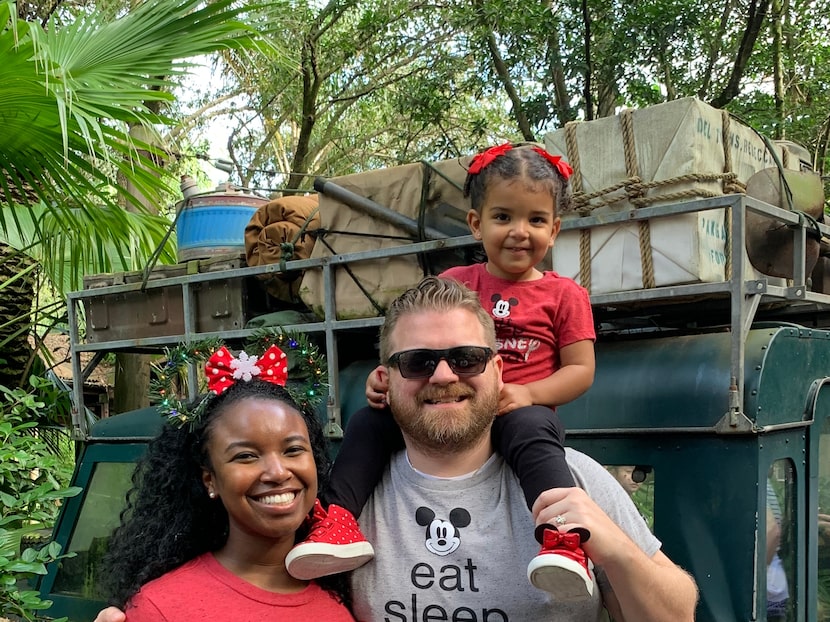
[532,486,629,566]
[532,487,698,622]
[94,606,126,622]
[365,364,389,409]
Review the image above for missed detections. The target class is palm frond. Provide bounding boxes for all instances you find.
[0,0,262,214]
[0,202,176,293]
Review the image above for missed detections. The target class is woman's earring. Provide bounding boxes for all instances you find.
[473,231,481,239]
[208,491,216,499]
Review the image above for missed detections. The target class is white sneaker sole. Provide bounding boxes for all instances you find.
[527,554,594,601]
[285,541,375,580]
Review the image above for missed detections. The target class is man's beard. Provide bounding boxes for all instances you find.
[387,382,498,455]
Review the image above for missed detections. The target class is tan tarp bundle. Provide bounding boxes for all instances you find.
[299,157,472,319]
[544,97,801,294]
[245,194,321,302]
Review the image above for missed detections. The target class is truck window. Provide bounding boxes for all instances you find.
[767,459,794,622]
[818,416,830,620]
[606,464,654,531]
[51,462,134,599]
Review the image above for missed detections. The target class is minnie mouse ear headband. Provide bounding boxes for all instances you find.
[150,329,328,428]
[463,143,573,196]
[206,344,288,394]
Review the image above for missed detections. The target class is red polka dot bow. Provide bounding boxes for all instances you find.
[206,345,289,394]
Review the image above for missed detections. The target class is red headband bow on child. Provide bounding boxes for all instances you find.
[467,142,513,174]
[206,344,289,394]
[467,143,573,180]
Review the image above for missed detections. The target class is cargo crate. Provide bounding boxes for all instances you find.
[544,97,801,295]
[82,255,271,343]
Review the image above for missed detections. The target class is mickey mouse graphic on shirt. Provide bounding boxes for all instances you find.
[416,506,471,556]
[489,293,541,364]
[490,293,517,319]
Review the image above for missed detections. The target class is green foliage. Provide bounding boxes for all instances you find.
[0,539,69,622]
[0,0,266,296]
[0,0,267,398]
[0,376,80,621]
[183,0,830,195]
[192,0,516,189]
[0,0,262,213]
[630,479,655,531]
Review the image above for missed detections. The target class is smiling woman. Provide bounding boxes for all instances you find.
[99,347,355,621]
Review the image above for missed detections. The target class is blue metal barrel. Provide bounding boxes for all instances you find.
[176,186,268,262]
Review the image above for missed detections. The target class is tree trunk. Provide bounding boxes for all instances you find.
[288,37,321,190]
[111,123,161,414]
[112,355,151,413]
[771,0,785,139]
[581,0,593,120]
[698,0,735,98]
[596,77,619,119]
[546,24,576,125]
[816,114,830,178]
[0,242,38,389]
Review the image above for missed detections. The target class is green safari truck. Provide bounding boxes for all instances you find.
[37,194,830,620]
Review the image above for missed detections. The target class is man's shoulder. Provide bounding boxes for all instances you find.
[564,446,596,466]
[564,447,617,490]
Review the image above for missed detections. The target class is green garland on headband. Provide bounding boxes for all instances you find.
[149,338,222,427]
[149,329,328,428]
[244,327,328,412]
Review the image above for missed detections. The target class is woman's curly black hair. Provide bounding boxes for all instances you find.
[101,378,351,610]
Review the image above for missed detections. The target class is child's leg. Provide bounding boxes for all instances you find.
[493,406,594,601]
[323,405,405,517]
[491,405,575,509]
[286,406,403,581]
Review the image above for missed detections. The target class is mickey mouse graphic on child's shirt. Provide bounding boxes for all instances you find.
[490,293,517,319]
[416,506,471,556]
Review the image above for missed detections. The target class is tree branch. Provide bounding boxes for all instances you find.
[710,0,772,108]
[485,30,534,141]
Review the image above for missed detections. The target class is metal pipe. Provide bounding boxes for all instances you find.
[314,177,447,240]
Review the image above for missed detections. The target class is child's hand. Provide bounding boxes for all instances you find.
[365,365,389,409]
[498,383,534,415]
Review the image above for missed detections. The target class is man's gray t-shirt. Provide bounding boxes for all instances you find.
[351,447,660,621]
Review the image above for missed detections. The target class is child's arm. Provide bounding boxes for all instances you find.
[365,364,389,409]
[498,339,595,415]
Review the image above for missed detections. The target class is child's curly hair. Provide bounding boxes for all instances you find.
[464,145,572,215]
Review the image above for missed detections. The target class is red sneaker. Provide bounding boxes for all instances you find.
[527,526,594,601]
[285,500,374,580]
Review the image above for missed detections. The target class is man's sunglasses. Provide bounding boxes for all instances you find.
[386,346,494,379]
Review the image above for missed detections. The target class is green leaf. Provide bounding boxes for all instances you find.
[0,491,17,507]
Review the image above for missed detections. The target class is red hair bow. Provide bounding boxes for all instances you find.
[206,344,289,395]
[467,143,573,181]
[467,143,513,175]
[531,147,573,180]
